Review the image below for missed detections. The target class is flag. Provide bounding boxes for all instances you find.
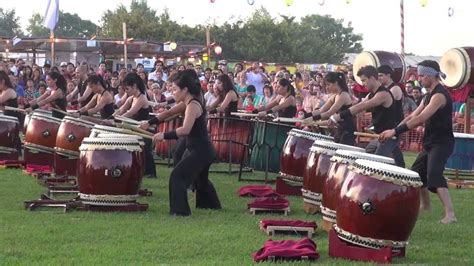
[43,0,59,31]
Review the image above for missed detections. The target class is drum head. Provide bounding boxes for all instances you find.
[353,51,379,85]
[332,149,395,165]
[289,129,334,142]
[80,137,141,152]
[0,114,19,123]
[453,132,474,139]
[311,140,365,155]
[440,47,471,88]
[352,159,422,187]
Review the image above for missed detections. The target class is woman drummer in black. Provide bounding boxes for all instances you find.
[114,72,156,179]
[78,75,114,119]
[305,72,356,145]
[207,74,239,117]
[153,69,221,216]
[25,71,67,119]
[253,78,297,118]
[0,71,19,117]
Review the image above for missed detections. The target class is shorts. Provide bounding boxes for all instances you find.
[411,142,454,193]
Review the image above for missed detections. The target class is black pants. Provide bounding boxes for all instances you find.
[144,138,157,177]
[169,148,221,216]
[411,142,454,193]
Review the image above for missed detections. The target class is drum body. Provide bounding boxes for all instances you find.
[24,113,62,153]
[96,133,145,175]
[78,138,143,206]
[55,117,95,158]
[321,150,394,231]
[23,109,52,135]
[279,129,334,184]
[0,115,19,149]
[440,47,474,88]
[302,141,364,213]
[335,159,422,250]
[208,117,252,164]
[446,132,474,171]
[353,51,406,84]
[250,120,294,173]
[155,116,182,158]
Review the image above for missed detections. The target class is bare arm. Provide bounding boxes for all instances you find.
[257,95,282,112]
[30,90,51,105]
[77,86,92,103]
[320,93,351,120]
[313,94,335,116]
[348,91,390,117]
[398,98,425,125]
[270,96,295,112]
[66,87,79,101]
[37,90,64,107]
[87,93,112,115]
[114,96,133,116]
[79,94,98,113]
[206,95,222,111]
[217,91,237,113]
[0,89,16,104]
[176,102,201,136]
[157,102,186,120]
[405,93,445,129]
[122,96,148,119]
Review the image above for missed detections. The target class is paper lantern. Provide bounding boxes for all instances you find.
[419,0,427,7]
[448,7,454,17]
[318,0,325,6]
[202,53,209,61]
[169,42,177,50]
[214,45,222,55]
[247,0,255,5]
[285,0,293,7]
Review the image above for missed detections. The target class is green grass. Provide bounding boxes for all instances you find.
[0,152,473,265]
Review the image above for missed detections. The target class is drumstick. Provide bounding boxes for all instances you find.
[52,108,71,117]
[4,106,27,113]
[273,117,330,128]
[354,132,396,140]
[114,115,141,124]
[164,113,181,122]
[230,112,259,117]
[116,123,154,139]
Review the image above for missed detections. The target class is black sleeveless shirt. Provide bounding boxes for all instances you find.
[422,84,454,148]
[99,90,115,119]
[224,91,239,118]
[3,90,19,119]
[78,80,94,108]
[337,103,356,133]
[131,96,151,121]
[387,82,405,124]
[50,90,67,119]
[368,86,397,134]
[277,95,297,118]
[186,100,215,158]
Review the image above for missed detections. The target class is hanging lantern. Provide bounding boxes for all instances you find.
[285,0,293,7]
[247,0,255,5]
[318,0,325,6]
[345,0,351,4]
[169,42,177,50]
[176,57,181,62]
[419,0,427,7]
[210,0,215,3]
[448,7,454,17]
[214,45,222,55]
[188,57,195,63]
[159,57,164,62]
[202,53,209,61]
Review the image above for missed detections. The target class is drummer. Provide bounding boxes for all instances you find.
[379,60,457,224]
[304,72,356,145]
[152,69,221,216]
[253,78,297,118]
[114,72,156,179]
[78,75,114,119]
[207,74,239,117]
[67,64,93,107]
[0,70,19,118]
[25,71,68,119]
[329,66,404,167]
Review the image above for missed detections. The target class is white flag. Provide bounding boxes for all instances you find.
[43,0,59,31]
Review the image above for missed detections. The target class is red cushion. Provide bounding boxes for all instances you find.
[238,185,280,197]
[248,196,289,210]
[252,238,320,262]
[260,219,317,229]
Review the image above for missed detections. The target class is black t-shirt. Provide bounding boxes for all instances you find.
[368,86,397,133]
[422,84,454,148]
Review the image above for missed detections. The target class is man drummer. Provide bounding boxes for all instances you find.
[379,60,457,224]
[329,65,404,167]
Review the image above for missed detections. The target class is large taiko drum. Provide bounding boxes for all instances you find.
[335,159,422,251]
[155,116,183,158]
[250,120,294,173]
[279,129,334,185]
[23,109,52,135]
[321,150,394,232]
[208,117,253,164]
[96,133,145,175]
[24,112,62,152]
[440,47,474,88]
[55,116,95,158]
[353,51,406,84]
[78,137,143,206]
[445,132,474,171]
[90,125,137,138]
[0,114,20,161]
[302,140,364,214]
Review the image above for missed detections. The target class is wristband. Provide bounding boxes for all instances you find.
[148,116,160,126]
[303,112,312,118]
[209,109,218,114]
[80,110,88,116]
[24,103,31,108]
[167,98,176,105]
[266,109,273,114]
[31,103,39,110]
[163,130,178,140]
[312,114,322,121]
[252,109,259,114]
[394,124,409,136]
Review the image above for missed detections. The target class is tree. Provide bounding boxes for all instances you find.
[0,8,23,36]
[27,11,98,38]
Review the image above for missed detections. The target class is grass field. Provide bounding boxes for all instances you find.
[1,152,473,265]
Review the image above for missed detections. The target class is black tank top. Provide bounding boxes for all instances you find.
[131,96,151,121]
[78,80,94,107]
[422,84,454,147]
[186,100,215,157]
[277,95,297,118]
[51,90,67,119]
[387,82,405,124]
[337,103,356,133]
[368,86,397,134]
[224,91,238,117]
[3,90,19,119]
[99,90,114,119]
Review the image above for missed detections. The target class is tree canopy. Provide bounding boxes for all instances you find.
[0,8,22,36]
[27,11,98,38]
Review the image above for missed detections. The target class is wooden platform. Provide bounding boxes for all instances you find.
[261,225,315,238]
[249,207,290,216]
[448,179,474,189]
